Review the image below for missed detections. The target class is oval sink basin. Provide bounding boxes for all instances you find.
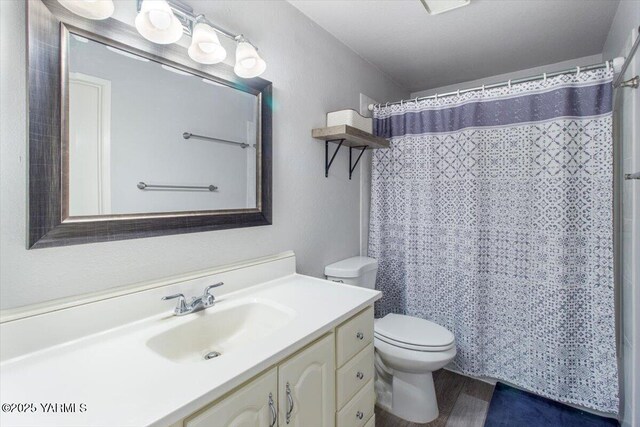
[147,300,296,363]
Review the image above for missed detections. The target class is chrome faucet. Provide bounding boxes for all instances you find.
[162,282,224,316]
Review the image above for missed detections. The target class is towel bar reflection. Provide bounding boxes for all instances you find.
[625,172,640,180]
[137,182,218,191]
[183,132,250,149]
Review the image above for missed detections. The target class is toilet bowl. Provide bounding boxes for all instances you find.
[324,257,457,424]
[374,314,456,423]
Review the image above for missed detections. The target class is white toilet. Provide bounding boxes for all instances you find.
[325,256,456,424]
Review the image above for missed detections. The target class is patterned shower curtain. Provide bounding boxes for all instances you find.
[369,68,618,414]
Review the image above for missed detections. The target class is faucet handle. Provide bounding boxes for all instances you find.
[205,282,224,293]
[203,282,224,306]
[162,293,187,314]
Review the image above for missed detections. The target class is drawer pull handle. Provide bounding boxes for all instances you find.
[356,371,364,380]
[268,393,277,427]
[286,382,294,424]
[356,332,364,340]
[356,411,364,420]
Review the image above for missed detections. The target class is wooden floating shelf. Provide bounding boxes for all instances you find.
[311,125,389,149]
[312,125,389,179]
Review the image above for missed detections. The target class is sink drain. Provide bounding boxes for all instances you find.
[204,351,221,360]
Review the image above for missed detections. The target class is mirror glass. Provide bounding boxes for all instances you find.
[67,34,259,217]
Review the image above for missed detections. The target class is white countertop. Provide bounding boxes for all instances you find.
[0,274,380,427]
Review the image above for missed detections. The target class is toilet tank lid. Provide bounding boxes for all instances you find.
[324,256,378,278]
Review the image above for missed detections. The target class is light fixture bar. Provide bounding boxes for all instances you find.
[135,0,258,49]
[134,0,265,77]
[195,15,237,42]
[192,15,258,51]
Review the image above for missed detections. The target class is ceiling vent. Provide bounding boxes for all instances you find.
[420,0,470,15]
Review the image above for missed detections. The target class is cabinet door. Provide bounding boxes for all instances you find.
[185,368,278,427]
[278,334,336,427]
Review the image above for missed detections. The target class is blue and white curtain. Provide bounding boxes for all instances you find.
[370,69,618,414]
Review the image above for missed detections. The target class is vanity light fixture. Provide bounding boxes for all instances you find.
[57,0,115,20]
[134,0,267,78]
[188,22,227,64]
[135,0,183,44]
[234,39,267,79]
[61,0,267,78]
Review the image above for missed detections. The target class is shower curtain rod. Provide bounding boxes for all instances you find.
[369,56,629,111]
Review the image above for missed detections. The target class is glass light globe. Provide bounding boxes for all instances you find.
[57,0,114,20]
[135,0,183,45]
[188,23,226,64]
[234,41,266,78]
[148,9,172,30]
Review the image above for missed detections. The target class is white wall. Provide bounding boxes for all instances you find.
[410,54,603,98]
[603,2,640,426]
[0,0,407,310]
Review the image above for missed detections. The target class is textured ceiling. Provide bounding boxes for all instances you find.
[288,0,619,92]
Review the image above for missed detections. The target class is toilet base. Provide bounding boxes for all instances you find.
[390,370,438,423]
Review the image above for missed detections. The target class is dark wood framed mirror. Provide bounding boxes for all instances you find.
[27,0,272,249]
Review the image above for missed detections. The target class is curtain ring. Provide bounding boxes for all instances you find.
[576,66,581,76]
[508,79,511,89]
[543,72,547,83]
[435,93,438,101]
[457,89,460,96]
[606,61,610,72]
[400,99,403,107]
[482,84,485,93]
[415,97,419,105]
[385,102,389,108]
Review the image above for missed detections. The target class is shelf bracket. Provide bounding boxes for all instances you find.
[349,146,368,180]
[325,139,344,177]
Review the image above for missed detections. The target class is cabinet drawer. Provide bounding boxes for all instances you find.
[337,344,374,410]
[336,379,374,427]
[336,306,374,367]
[364,414,375,427]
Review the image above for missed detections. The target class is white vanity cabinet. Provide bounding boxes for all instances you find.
[183,334,335,427]
[185,368,278,427]
[336,307,374,367]
[0,252,382,427]
[278,333,336,426]
[335,306,375,427]
[179,307,375,427]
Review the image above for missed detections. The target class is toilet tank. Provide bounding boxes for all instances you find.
[324,256,378,289]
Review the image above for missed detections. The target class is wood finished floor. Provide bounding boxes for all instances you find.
[375,370,495,427]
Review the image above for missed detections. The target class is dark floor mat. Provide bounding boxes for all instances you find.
[484,382,618,427]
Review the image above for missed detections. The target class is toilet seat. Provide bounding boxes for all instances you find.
[374,314,455,352]
[374,333,455,352]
